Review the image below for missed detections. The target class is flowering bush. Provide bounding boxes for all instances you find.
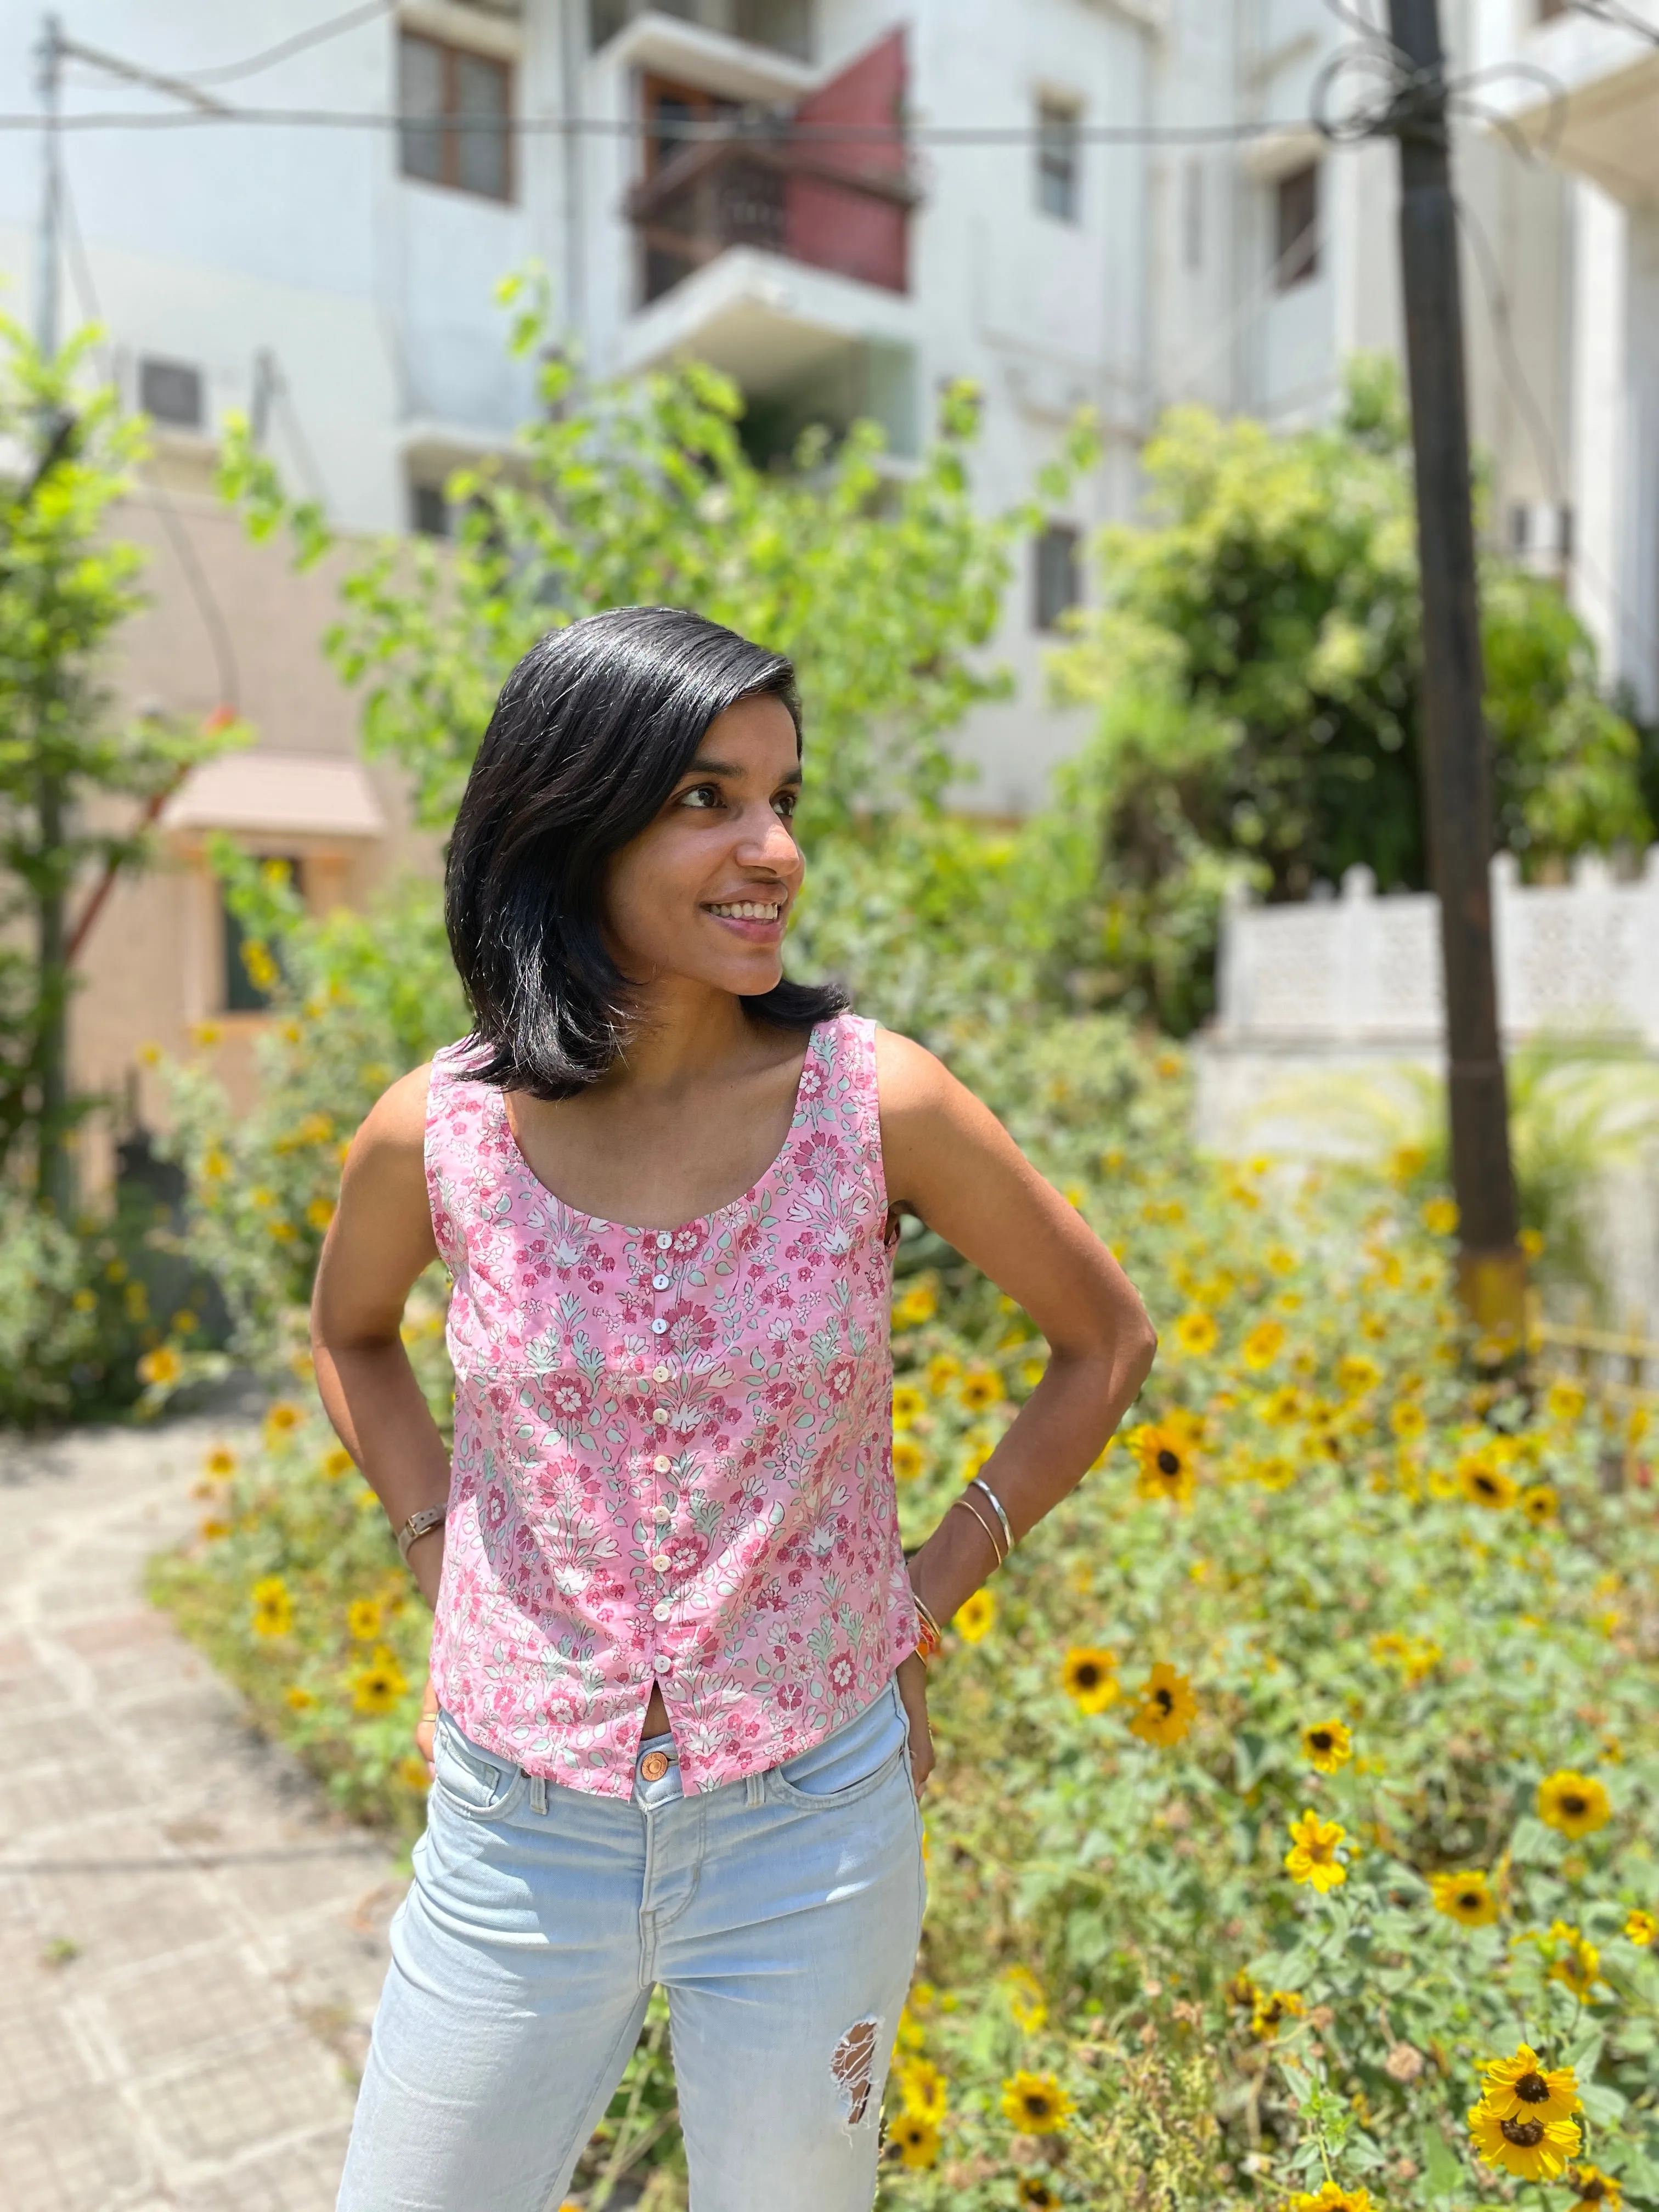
[151,1027,1659,2210]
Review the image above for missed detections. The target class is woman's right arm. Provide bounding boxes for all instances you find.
[311,1064,451,1608]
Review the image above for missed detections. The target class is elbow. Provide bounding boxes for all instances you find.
[1126,1305,1158,1388]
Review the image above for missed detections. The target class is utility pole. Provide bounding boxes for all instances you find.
[34,14,61,358]
[1385,0,1525,1339]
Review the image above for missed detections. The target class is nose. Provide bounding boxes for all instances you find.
[733,800,802,875]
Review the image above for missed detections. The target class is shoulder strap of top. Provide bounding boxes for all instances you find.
[424,1040,484,1273]
[819,1012,888,1211]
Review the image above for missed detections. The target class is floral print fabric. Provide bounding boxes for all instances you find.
[424,1014,917,1798]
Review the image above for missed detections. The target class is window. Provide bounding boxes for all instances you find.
[1033,524,1081,633]
[139,358,204,430]
[399,31,512,201]
[1036,98,1080,223]
[1274,163,1319,289]
[411,482,449,538]
[222,863,302,1013]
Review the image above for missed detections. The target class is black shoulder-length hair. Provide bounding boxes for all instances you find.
[444,605,849,1099]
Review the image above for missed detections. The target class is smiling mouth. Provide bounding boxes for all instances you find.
[704,899,785,922]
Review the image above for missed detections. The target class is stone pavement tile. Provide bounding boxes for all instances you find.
[21,1864,225,1973]
[0,2084,148,2211]
[171,2123,354,2212]
[214,1841,398,1927]
[3,1703,87,1768]
[142,2025,353,2166]
[4,1757,147,1842]
[0,1990,102,2128]
[93,1943,284,2075]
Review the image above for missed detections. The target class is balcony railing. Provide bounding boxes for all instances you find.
[626,130,918,305]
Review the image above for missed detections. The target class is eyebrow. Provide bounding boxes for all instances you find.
[681,757,802,784]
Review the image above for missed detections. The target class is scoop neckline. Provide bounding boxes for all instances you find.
[489,1020,828,1239]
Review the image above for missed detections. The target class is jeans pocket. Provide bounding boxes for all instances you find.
[770,1683,909,1807]
[432,1712,526,1820]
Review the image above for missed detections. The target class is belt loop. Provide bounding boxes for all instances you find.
[746,1770,765,1808]
[530,1773,547,1815]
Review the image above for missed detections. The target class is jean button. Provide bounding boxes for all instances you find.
[640,1750,671,1783]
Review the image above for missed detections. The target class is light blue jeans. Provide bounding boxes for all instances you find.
[338,1677,924,2211]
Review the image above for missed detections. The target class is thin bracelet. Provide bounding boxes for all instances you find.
[910,1590,944,1665]
[967,1476,1014,1555]
[950,1491,1006,1568]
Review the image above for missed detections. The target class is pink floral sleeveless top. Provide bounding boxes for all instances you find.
[424,1013,918,1799]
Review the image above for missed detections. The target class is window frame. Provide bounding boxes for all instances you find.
[221,860,304,1015]
[139,357,205,431]
[1035,95,1082,225]
[398,29,515,204]
[1273,162,1321,290]
[1032,521,1082,634]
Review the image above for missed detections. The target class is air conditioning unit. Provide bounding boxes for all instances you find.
[1508,499,1572,577]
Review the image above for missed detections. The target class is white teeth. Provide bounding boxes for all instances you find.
[708,901,781,920]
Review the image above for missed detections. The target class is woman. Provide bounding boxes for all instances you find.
[315,606,1155,2211]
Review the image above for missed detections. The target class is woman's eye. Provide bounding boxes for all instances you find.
[773,792,798,821]
[678,784,721,811]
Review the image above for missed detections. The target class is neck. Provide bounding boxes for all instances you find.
[600,975,754,1098]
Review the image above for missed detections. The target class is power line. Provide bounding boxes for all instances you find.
[170,0,396,88]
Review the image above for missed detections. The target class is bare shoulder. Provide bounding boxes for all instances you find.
[346,1063,433,1174]
[871,1025,958,1120]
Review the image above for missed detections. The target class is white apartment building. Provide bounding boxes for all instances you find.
[0,0,1650,1135]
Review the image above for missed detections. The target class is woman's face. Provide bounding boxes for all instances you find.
[602,693,806,1002]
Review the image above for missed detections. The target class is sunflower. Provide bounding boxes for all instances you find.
[397,1754,431,1790]
[898,2058,947,2120]
[1127,1663,1197,1747]
[1226,1968,1258,2013]
[1260,1384,1306,1427]
[1336,1353,1383,1399]
[1173,1309,1218,1357]
[351,1646,410,1715]
[1537,1769,1611,1838]
[320,1446,354,1480]
[1300,1718,1353,1774]
[346,1597,383,1643]
[137,1345,183,1387]
[1459,1455,1519,1509]
[958,1367,1005,1413]
[204,1445,238,1477]
[1133,1425,1197,1506]
[249,1576,294,1638]
[1478,2044,1582,2124]
[893,1282,938,1330]
[1515,1482,1560,1528]
[1542,1923,1602,1999]
[1429,1869,1499,1926]
[953,1590,995,1643]
[1017,2182,1061,2210]
[1253,1454,1298,1491]
[1284,1808,1347,1893]
[891,1384,926,1430]
[891,1438,927,1482]
[1250,1987,1304,2040]
[264,1401,302,1438]
[1290,2186,1376,2212]
[1002,1964,1047,2033]
[1546,1378,1587,1424]
[284,1684,315,1711]
[1626,1909,1656,1946]
[888,2113,940,2169]
[1567,2164,1623,2209]
[1422,1197,1459,1235]
[1000,2069,1074,2135]
[926,1353,961,1397]
[1061,1647,1119,1714]
[1389,1400,1427,1442]
[1241,1318,1286,1370]
[1468,2100,1581,2181]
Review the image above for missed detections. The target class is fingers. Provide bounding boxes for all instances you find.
[415,1671,438,1778]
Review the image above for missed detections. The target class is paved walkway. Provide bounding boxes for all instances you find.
[0,1416,402,2212]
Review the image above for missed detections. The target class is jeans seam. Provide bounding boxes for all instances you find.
[529,1989,654,2212]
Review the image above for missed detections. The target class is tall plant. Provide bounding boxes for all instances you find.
[0,316,231,1210]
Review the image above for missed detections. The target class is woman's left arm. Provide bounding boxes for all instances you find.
[878,1028,1159,1642]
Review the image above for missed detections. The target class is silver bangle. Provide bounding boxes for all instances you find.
[396,1505,448,1564]
[967,1476,1014,1555]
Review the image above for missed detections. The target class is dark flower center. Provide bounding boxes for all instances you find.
[1501,2119,1546,2147]
[1562,1795,1587,1817]
[1310,1731,1334,1752]
[1457,1891,1483,1910]
[1154,1688,1174,1713]
[1157,1448,1181,1475]
[1075,1663,1101,1689]
[1516,2072,1549,2103]
[1023,2094,1052,2118]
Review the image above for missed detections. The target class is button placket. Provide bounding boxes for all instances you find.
[645,1231,681,1652]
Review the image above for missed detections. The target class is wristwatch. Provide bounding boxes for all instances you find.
[396,1504,448,1564]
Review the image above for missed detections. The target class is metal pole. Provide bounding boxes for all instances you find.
[35,14,61,357]
[1385,0,1525,1338]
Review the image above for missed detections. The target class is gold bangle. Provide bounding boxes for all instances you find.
[967,1476,1014,1555]
[949,1491,1006,1568]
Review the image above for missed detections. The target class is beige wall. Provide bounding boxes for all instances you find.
[69,484,443,1190]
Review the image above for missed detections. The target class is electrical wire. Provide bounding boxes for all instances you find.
[170,0,396,87]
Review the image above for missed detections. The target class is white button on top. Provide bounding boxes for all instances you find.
[654,1655,670,1673]
[652,1273,670,1291]
[652,1552,672,1572]
[652,1600,672,1622]
[656,1232,673,1251]
[651,1317,668,1335]
[653,1502,671,1521]
[652,1408,669,1426]
[653,1454,671,1474]
[654,1364,672,1383]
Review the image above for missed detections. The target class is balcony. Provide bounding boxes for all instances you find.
[1488,1,1659,201]
[591,1,814,65]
